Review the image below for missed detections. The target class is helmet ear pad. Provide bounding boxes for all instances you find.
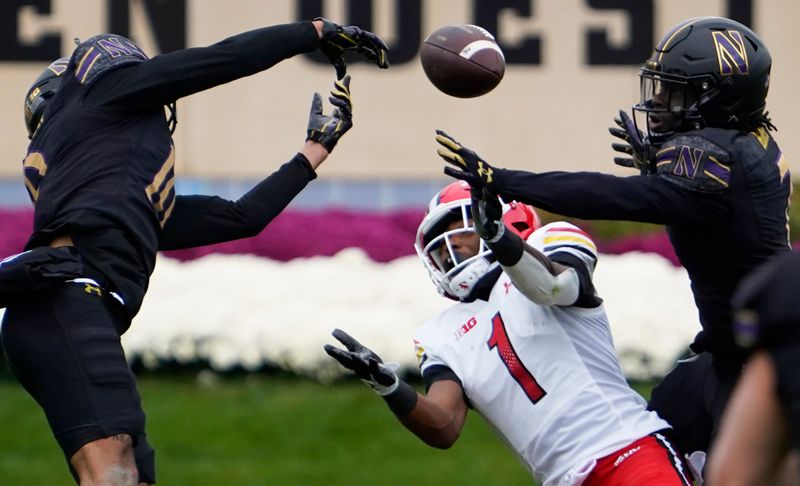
[24,57,70,139]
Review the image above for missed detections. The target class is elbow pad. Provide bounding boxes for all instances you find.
[501,250,580,306]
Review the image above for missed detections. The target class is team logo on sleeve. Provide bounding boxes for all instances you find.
[413,340,428,367]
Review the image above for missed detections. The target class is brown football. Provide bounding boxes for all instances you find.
[420,24,505,98]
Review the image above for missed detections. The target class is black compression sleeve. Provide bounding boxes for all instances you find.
[486,228,524,266]
[382,381,419,416]
[159,153,316,250]
[492,168,728,225]
[87,22,320,109]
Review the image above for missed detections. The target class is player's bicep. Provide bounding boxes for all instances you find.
[426,379,468,418]
[403,370,468,446]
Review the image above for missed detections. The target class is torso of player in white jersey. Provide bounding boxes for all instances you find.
[413,222,669,486]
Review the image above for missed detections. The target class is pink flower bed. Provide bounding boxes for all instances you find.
[0,208,689,265]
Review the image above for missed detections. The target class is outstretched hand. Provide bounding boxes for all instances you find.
[316,18,389,79]
[609,110,655,175]
[324,328,399,395]
[471,186,505,243]
[306,75,353,153]
[436,130,498,192]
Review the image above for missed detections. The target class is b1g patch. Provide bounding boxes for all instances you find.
[655,139,731,192]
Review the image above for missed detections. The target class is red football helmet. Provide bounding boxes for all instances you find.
[415,181,541,300]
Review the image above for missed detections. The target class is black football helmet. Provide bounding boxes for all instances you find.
[634,16,772,138]
[24,57,70,139]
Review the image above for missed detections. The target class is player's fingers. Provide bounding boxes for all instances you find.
[611,143,633,155]
[435,130,462,150]
[332,328,365,352]
[375,47,389,69]
[443,166,477,185]
[330,76,352,112]
[362,31,389,51]
[368,358,395,386]
[356,44,379,62]
[613,157,636,168]
[310,92,323,115]
[324,345,356,368]
[608,127,630,141]
[437,148,466,168]
[331,75,351,98]
[329,98,351,120]
[333,59,347,80]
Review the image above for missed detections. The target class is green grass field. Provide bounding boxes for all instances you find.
[0,374,653,485]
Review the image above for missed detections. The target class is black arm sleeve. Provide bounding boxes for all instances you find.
[493,169,729,225]
[87,22,320,109]
[486,228,524,266]
[159,153,316,250]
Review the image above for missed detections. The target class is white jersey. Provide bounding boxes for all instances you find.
[413,223,668,486]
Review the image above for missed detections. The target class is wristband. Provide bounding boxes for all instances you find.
[382,380,418,416]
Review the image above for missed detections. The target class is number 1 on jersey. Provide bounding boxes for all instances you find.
[487,312,547,404]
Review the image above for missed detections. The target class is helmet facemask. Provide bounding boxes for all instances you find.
[24,57,69,139]
[416,201,494,301]
[633,68,704,143]
[415,181,542,301]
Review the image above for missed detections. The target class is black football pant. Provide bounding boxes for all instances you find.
[1,282,155,483]
[648,351,738,456]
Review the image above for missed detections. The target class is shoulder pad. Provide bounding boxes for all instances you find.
[71,34,148,88]
[654,133,732,192]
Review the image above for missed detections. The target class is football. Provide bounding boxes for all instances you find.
[420,24,505,98]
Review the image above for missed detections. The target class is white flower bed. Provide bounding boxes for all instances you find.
[0,250,700,380]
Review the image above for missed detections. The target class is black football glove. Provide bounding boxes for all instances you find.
[436,130,498,192]
[316,17,389,79]
[471,186,505,243]
[324,328,399,395]
[609,110,656,175]
[306,75,353,153]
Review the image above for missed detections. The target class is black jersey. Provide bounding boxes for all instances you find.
[492,126,792,366]
[732,251,800,450]
[21,22,320,319]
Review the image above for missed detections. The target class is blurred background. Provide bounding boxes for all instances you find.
[0,0,798,484]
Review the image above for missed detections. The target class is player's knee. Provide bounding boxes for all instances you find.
[71,434,138,486]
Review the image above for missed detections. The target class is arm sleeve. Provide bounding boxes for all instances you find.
[87,22,320,109]
[487,228,580,306]
[520,222,603,308]
[492,169,729,225]
[159,153,316,250]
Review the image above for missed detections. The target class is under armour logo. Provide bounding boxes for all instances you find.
[84,284,102,297]
[477,161,493,183]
